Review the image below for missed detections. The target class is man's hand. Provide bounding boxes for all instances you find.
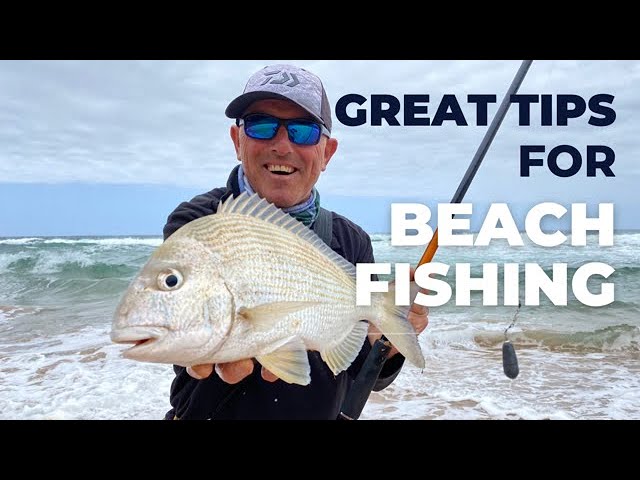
[186,361,278,383]
[368,267,429,358]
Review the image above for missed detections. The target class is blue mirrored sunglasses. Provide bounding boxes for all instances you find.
[237,113,330,146]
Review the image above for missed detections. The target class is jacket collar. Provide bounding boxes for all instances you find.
[225,164,242,198]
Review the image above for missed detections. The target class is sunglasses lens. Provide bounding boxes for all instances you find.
[288,122,321,145]
[242,114,323,145]
[244,115,279,140]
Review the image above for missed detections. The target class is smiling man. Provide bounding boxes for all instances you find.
[230,98,336,211]
[161,64,429,420]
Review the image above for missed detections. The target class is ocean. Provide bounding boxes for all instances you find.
[1,233,638,420]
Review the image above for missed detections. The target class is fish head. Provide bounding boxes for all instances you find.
[110,236,234,366]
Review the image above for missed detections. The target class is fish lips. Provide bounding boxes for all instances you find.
[110,326,169,360]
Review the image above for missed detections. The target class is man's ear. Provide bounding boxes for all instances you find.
[322,137,338,171]
[230,124,241,161]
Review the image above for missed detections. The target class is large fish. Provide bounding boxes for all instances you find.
[110,192,425,385]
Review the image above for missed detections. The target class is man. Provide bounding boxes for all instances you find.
[163,63,428,420]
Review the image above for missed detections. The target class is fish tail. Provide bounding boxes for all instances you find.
[370,281,426,369]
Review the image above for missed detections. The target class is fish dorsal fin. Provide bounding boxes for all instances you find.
[255,337,311,386]
[320,320,369,375]
[218,192,356,277]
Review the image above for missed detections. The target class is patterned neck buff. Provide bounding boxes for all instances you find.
[237,164,320,227]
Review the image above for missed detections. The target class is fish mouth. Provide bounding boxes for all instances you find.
[110,326,168,356]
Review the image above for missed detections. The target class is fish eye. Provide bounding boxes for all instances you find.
[157,269,183,291]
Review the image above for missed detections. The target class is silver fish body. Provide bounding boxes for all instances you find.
[111,192,425,385]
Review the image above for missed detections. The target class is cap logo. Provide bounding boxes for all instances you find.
[260,69,300,87]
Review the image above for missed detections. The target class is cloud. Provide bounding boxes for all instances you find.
[0,60,637,207]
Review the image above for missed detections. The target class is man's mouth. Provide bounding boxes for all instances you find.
[266,164,297,176]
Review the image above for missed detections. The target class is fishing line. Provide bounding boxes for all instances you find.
[498,60,557,381]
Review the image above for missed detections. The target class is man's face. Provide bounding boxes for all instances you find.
[230,99,338,208]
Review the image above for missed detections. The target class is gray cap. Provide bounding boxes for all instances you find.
[225,64,332,133]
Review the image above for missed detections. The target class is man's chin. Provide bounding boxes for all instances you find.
[269,195,298,209]
[260,190,300,209]
[252,175,309,208]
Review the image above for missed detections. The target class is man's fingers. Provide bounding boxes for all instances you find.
[380,266,429,358]
[189,360,281,384]
[408,266,430,304]
[366,323,383,346]
[214,359,254,384]
[410,302,429,316]
[186,364,213,380]
[408,264,429,334]
[407,310,429,335]
[261,367,279,383]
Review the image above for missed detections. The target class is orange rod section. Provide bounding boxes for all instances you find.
[417,228,439,267]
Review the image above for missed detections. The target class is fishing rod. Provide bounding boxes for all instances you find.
[338,60,534,421]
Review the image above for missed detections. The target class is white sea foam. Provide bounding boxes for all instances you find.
[41,237,163,247]
[0,238,43,245]
[0,325,172,420]
[361,346,640,420]
[0,251,32,270]
[0,237,162,247]
[0,305,45,323]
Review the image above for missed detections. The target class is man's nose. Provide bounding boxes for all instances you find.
[270,125,293,155]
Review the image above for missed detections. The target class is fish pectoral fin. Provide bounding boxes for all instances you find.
[238,301,319,331]
[320,320,369,376]
[256,337,311,386]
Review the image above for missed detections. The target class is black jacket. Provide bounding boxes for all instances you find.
[163,166,405,420]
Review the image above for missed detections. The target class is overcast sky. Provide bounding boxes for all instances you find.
[1,60,638,235]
